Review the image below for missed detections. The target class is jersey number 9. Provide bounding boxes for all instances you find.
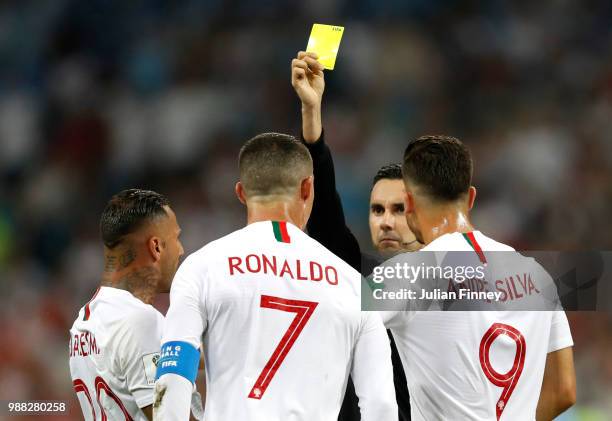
[479,323,526,420]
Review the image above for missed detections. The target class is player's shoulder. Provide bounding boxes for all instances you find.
[474,232,515,251]
[70,288,163,345]
[106,304,163,351]
[99,288,163,331]
[184,221,359,268]
[122,300,163,328]
[299,231,362,279]
[185,224,257,262]
[422,231,515,252]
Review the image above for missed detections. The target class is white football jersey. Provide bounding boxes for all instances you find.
[380,231,573,421]
[69,287,164,421]
[156,220,397,421]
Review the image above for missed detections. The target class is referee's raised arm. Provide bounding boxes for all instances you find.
[291,51,412,421]
[291,51,362,271]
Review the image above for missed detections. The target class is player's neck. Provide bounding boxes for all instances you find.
[101,249,159,304]
[420,206,475,245]
[246,201,304,229]
[101,267,158,305]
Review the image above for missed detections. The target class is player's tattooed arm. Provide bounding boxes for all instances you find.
[292,51,324,143]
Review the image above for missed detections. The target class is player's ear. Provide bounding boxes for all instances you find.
[235,181,247,205]
[300,176,314,202]
[148,236,162,262]
[467,186,477,210]
[405,191,416,215]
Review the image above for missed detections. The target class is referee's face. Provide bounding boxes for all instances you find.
[369,179,421,256]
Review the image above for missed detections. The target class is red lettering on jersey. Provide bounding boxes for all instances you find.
[325,266,338,285]
[494,274,540,303]
[228,257,244,275]
[495,280,508,302]
[447,278,493,303]
[279,260,294,278]
[527,274,540,294]
[246,254,261,272]
[310,261,323,281]
[90,332,99,355]
[262,254,277,275]
[80,333,88,357]
[509,276,523,299]
[518,275,528,296]
[228,254,339,286]
[73,335,80,356]
[70,332,100,357]
[296,260,308,280]
[505,279,514,300]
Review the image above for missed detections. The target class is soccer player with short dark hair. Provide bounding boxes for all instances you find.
[154,133,398,420]
[69,189,205,421]
[376,134,576,420]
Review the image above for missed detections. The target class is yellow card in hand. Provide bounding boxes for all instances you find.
[306,24,344,70]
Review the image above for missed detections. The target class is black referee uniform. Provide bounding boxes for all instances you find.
[302,132,411,421]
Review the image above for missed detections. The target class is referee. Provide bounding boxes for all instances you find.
[291,51,418,421]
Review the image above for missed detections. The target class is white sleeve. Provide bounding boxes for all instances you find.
[114,308,164,408]
[367,254,426,330]
[548,311,573,353]
[351,311,398,421]
[154,256,207,421]
[378,310,414,330]
[154,374,193,421]
[531,260,574,352]
[162,256,207,347]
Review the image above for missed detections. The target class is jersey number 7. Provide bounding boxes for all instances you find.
[248,295,318,400]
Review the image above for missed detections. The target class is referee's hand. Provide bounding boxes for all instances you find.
[291,51,325,108]
[292,51,325,143]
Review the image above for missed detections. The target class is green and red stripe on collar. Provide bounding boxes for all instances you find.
[83,287,100,321]
[271,221,291,243]
[462,232,487,265]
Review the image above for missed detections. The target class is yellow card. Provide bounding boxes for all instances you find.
[306,24,344,70]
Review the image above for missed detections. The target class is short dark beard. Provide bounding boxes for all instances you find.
[101,266,159,304]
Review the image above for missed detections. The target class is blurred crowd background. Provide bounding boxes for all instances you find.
[0,0,611,419]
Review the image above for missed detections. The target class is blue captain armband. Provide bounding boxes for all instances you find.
[155,341,200,383]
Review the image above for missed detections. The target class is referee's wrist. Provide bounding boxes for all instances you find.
[301,129,326,153]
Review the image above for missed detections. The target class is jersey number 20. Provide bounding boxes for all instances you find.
[479,323,526,420]
[73,377,133,420]
[248,295,318,400]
